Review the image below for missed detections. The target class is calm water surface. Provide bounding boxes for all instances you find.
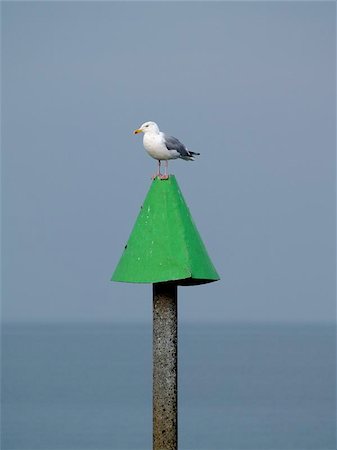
[1,323,335,450]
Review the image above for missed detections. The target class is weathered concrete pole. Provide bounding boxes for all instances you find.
[153,283,178,450]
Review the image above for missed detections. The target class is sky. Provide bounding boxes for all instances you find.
[2,1,335,323]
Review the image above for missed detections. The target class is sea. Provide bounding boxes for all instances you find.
[1,322,336,450]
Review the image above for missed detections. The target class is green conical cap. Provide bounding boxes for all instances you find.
[111,176,220,286]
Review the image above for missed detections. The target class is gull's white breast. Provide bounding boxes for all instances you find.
[143,133,174,160]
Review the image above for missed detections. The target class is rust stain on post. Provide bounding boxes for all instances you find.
[153,283,178,450]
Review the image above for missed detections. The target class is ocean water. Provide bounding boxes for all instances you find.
[1,322,335,450]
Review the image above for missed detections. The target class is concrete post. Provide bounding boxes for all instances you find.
[153,282,178,450]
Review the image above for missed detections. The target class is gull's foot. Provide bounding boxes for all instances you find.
[159,174,169,180]
[151,174,160,180]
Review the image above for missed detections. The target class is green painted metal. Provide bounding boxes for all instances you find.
[111,176,220,285]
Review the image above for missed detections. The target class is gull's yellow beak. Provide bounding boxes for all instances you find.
[133,128,142,135]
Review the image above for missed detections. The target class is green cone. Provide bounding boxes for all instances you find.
[111,176,220,286]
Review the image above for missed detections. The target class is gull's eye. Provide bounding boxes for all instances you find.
[145,124,149,127]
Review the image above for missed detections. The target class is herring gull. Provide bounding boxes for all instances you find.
[133,121,200,179]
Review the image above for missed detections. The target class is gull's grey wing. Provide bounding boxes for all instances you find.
[163,134,190,158]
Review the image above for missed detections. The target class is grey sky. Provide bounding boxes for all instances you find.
[2,2,335,323]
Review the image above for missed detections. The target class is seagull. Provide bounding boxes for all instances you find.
[133,121,200,180]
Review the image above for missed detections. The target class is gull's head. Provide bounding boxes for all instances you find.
[133,121,160,135]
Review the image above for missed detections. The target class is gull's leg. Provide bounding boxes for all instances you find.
[152,160,161,180]
[160,160,169,180]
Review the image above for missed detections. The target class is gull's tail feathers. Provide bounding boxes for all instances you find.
[181,150,200,161]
